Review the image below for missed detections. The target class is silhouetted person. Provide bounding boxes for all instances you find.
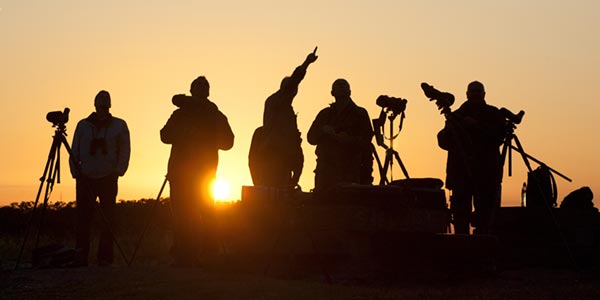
[69,90,130,266]
[437,81,505,234]
[249,48,318,189]
[307,79,373,193]
[161,76,234,266]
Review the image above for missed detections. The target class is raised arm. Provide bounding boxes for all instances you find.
[283,47,319,93]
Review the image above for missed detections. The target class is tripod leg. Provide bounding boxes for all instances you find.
[371,145,386,186]
[511,135,534,172]
[500,137,513,177]
[509,145,513,176]
[15,137,61,270]
[128,176,168,267]
[33,159,59,250]
[392,151,410,179]
[380,151,393,185]
[34,142,62,249]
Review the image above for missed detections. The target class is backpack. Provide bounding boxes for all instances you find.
[526,164,557,208]
[560,186,597,212]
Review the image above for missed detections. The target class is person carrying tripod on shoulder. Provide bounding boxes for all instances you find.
[161,76,234,267]
[437,81,505,235]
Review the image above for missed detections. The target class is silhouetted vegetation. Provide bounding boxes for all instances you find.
[0,199,178,267]
[1,199,172,237]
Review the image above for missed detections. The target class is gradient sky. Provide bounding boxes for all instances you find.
[1,0,599,208]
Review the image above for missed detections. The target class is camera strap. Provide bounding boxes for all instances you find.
[88,114,113,139]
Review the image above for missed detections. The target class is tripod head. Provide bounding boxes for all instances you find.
[500,107,525,134]
[373,96,407,150]
[500,107,572,182]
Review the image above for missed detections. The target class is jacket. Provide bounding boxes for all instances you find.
[161,97,234,181]
[437,100,505,190]
[69,113,130,179]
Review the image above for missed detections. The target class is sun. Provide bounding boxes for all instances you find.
[211,178,231,202]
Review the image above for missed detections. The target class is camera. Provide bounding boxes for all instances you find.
[376,95,407,115]
[421,83,455,110]
[46,108,70,126]
[172,94,195,108]
[90,138,107,155]
[500,107,525,125]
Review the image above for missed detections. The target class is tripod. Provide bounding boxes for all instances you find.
[373,109,410,185]
[499,111,581,270]
[16,116,128,269]
[500,115,571,187]
[15,121,73,269]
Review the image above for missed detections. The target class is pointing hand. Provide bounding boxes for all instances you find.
[306,46,318,64]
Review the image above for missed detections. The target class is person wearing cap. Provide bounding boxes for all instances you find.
[69,90,130,266]
[437,81,505,234]
[161,76,234,267]
[307,78,374,193]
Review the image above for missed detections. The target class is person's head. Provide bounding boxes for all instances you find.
[94,90,111,117]
[190,76,210,99]
[466,81,485,103]
[331,78,351,101]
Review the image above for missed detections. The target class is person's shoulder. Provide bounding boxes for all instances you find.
[110,116,127,123]
[317,105,333,115]
[355,105,369,114]
[166,107,185,117]
[351,102,370,117]
[485,103,503,116]
[76,117,93,128]
[310,106,331,122]
[205,99,221,111]
[109,116,130,129]
[485,103,501,111]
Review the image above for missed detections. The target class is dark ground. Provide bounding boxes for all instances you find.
[2,200,599,299]
[2,263,599,300]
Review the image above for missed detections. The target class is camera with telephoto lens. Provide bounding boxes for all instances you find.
[421,83,455,111]
[376,95,408,115]
[500,107,525,125]
[90,138,107,155]
[46,108,70,126]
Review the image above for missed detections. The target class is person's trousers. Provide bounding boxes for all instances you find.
[169,175,216,264]
[450,184,501,234]
[75,175,118,264]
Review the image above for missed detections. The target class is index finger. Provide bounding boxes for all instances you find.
[313,46,318,54]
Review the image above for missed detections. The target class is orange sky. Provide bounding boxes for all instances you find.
[1,1,599,208]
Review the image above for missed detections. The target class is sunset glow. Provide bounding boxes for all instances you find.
[0,1,599,209]
[212,179,232,202]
